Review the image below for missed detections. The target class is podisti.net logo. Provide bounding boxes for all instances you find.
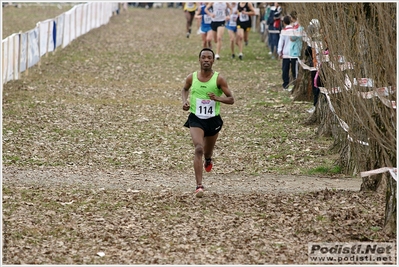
[308,242,396,264]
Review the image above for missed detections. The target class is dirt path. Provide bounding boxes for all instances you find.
[3,166,362,194]
[3,6,393,265]
[3,166,385,266]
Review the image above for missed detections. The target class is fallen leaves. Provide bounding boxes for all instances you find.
[2,185,393,264]
[2,6,395,265]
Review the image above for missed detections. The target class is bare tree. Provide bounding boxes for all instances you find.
[286,2,396,234]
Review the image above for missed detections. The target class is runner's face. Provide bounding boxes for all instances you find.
[199,51,214,70]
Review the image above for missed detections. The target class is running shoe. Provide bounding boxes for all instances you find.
[238,53,243,60]
[286,85,294,92]
[195,185,204,198]
[307,106,315,113]
[231,54,235,59]
[215,54,220,60]
[186,32,190,38]
[204,158,213,172]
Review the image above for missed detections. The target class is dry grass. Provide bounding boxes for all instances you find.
[2,5,395,265]
[2,5,336,176]
[2,3,75,39]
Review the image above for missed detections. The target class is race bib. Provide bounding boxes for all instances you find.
[204,14,212,24]
[214,9,225,21]
[195,98,216,119]
[240,13,249,21]
[216,10,224,17]
[229,14,238,26]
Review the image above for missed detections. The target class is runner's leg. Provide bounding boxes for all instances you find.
[237,28,244,55]
[216,26,225,56]
[206,30,213,48]
[204,133,218,162]
[190,127,205,186]
[228,29,235,56]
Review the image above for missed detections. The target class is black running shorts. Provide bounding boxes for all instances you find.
[237,20,252,31]
[211,21,225,32]
[184,113,224,137]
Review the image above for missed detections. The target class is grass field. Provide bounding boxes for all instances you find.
[2,3,338,176]
[2,4,395,265]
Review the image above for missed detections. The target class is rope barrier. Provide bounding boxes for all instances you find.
[360,167,397,181]
[291,32,397,177]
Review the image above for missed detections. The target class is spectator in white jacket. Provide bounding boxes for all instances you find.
[277,15,297,90]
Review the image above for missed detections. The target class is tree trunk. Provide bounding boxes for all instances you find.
[360,137,396,235]
[292,67,313,102]
[360,171,396,236]
[316,94,335,137]
[384,174,396,235]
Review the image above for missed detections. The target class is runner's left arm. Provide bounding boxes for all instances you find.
[208,74,234,105]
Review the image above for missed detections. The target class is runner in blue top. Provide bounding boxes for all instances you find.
[226,2,239,59]
[195,2,213,48]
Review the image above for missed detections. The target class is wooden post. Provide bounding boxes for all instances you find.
[6,37,10,82]
[95,2,98,28]
[25,31,29,76]
[17,32,22,80]
[70,9,72,43]
[37,22,41,68]
[252,3,257,32]
[81,4,84,36]
[2,39,7,84]
[75,4,78,39]
[61,14,66,49]
[12,34,16,81]
[60,14,64,50]
[46,20,50,57]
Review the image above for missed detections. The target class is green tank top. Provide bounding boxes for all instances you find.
[189,71,222,119]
